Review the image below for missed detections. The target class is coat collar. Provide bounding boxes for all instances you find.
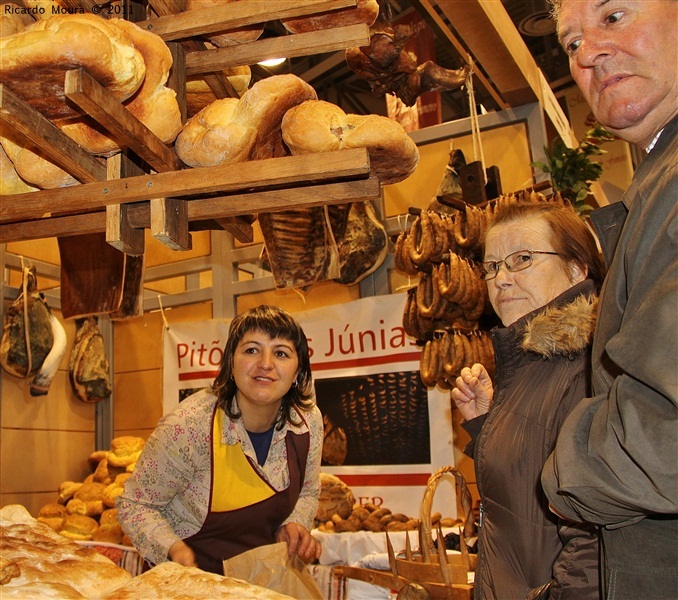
[493,280,598,360]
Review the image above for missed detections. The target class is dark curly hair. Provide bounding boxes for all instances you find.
[211,305,314,429]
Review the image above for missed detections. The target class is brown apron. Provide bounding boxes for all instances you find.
[185,407,309,574]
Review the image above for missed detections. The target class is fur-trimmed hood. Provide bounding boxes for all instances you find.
[521,294,598,358]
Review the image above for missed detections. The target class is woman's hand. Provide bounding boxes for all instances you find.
[168,540,198,568]
[451,363,494,421]
[276,522,322,564]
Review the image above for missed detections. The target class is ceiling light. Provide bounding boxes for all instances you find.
[258,57,286,67]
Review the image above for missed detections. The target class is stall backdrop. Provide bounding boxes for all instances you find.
[163,294,458,518]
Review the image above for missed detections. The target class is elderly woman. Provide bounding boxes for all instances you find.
[452,202,605,599]
[118,305,323,574]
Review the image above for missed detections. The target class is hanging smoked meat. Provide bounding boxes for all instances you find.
[0,266,67,396]
[345,0,469,106]
[68,317,112,403]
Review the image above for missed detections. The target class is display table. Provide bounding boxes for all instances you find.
[310,528,473,600]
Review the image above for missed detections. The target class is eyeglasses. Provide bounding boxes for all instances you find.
[481,250,560,280]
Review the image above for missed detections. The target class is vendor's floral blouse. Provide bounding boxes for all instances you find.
[116,388,323,566]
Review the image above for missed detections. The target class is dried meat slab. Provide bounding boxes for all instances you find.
[58,233,143,320]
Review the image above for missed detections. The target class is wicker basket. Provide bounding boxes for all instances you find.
[76,541,147,577]
[334,466,475,599]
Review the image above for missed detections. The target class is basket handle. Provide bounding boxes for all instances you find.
[420,466,474,552]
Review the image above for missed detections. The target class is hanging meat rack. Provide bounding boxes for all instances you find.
[0,0,381,254]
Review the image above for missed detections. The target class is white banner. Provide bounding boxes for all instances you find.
[163,295,457,518]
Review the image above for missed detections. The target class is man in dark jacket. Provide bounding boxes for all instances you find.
[542,1,678,598]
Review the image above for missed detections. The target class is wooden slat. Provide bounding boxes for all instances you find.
[0,148,371,223]
[107,204,146,255]
[0,84,106,184]
[140,0,356,40]
[185,24,370,76]
[0,177,380,242]
[64,69,183,173]
[150,198,192,251]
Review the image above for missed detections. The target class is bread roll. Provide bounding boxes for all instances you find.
[58,481,82,505]
[99,508,120,527]
[92,523,124,545]
[58,19,182,156]
[92,458,126,485]
[102,481,124,509]
[0,14,145,120]
[281,99,419,184]
[59,514,99,541]
[73,481,106,502]
[282,0,379,34]
[66,498,105,518]
[175,74,317,167]
[107,436,145,467]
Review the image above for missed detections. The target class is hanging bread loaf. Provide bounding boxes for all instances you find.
[0,143,39,195]
[0,13,146,120]
[175,74,318,167]
[0,3,34,37]
[184,0,264,47]
[281,99,419,185]
[281,0,379,33]
[0,130,78,189]
[57,19,182,157]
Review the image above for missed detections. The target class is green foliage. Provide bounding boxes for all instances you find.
[532,124,616,215]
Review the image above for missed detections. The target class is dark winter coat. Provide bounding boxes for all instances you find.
[542,117,678,599]
[464,280,600,600]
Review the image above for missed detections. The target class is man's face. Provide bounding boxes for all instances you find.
[558,0,677,148]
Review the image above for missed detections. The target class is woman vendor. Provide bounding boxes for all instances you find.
[117,305,323,573]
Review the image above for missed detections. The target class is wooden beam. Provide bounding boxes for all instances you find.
[64,69,183,173]
[0,148,372,223]
[185,24,370,76]
[0,177,381,243]
[140,0,356,40]
[0,84,106,184]
[410,0,508,111]
[433,0,577,147]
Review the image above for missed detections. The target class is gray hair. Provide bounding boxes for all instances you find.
[546,0,562,26]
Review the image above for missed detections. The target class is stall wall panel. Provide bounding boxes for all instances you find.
[112,301,214,440]
[113,370,163,436]
[1,429,93,517]
[237,281,360,314]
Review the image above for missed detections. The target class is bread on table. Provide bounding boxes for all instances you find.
[0,504,132,598]
[175,74,317,167]
[281,99,420,184]
[97,561,295,600]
